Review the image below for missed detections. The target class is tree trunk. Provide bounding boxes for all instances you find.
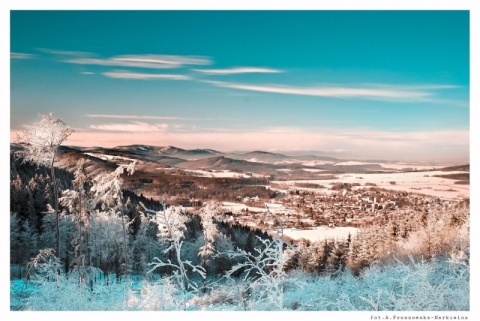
[120,203,129,282]
[51,159,60,259]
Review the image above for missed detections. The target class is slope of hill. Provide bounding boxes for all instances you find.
[439,164,469,172]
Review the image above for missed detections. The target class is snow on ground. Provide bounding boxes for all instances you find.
[276,168,291,172]
[334,161,376,166]
[222,202,268,213]
[183,169,264,178]
[379,163,447,170]
[84,152,135,162]
[222,201,289,214]
[274,170,469,199]
[282,226,358,242]
[274,160,334,166]
[302,168,327,172]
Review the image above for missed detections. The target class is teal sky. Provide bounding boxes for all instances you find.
[10,10,469,162]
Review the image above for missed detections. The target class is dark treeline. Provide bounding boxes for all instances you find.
[124,168,275,204]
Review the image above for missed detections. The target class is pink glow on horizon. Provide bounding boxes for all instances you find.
[10,128,469,163]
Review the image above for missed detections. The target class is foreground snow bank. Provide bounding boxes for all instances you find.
[14,256,468,311]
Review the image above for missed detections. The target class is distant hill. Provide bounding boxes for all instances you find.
[439,164,469,172]
[175,155,278,173]
[113,145,220,160]
[11,143,469,181]
[228,150,338,164]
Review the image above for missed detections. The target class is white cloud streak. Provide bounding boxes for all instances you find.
[90,121,170,132]
[102,71,191,80]
[38,49,94,57]
[86,114,181,120]
[11,52,36,59]
[66,54,211,69]
[193,67,283,75]
[114,54,211,66]
[204,80,445,101]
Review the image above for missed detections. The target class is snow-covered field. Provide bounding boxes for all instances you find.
[334,161,376,166]
[222,201,289,214]
[302,168,327,172]
[84,152,135,162]
[275,170,469,199]
[282,226,358,242]
[274,160,334,166]
[183,169,264,178]
[378,163,448,170]
[222,201,268,213]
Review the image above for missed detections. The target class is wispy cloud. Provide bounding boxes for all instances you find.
[90,121,170,132]
[114,54,211,66]
[65,54,211,69]
[38,49,94,57]
[102,70,191,80]
[86,114,181,120]
[11,52,36,59]
[204,80,452,102]
[80,71,95,75]
[193,67,283,75]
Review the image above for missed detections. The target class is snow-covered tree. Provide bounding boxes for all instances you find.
[10,212,22,264]
[91,161,135,279]
[89,209,126,281]
[197,202,221,262]
[197,202,223,292]
[141,202,205,310]
[223,228,293,310]
[25,248,61,286]
[60,159,92,284]
[130,211,162,275]
[19,219,40,265]
[16,113,74,258]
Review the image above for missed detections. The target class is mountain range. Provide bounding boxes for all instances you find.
[11,144,463,180]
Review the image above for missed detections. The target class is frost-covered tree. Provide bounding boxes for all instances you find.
[10,212,22,264]
[197,202,223,292]
[223,228,293,310]
[25,248,61,286]
[16,113,74,258]
[89,209,126,281]
[198,202,221,263]
[60,159,92,283]
[130,211,162,275]
[141,202,205,310]
[91,162,135,280]
[18,219,40,265]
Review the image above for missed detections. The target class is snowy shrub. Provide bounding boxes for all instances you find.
[126,278,181,311]
[187,278,250,311]
[281,256,469,311]
[25,275,129,311]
